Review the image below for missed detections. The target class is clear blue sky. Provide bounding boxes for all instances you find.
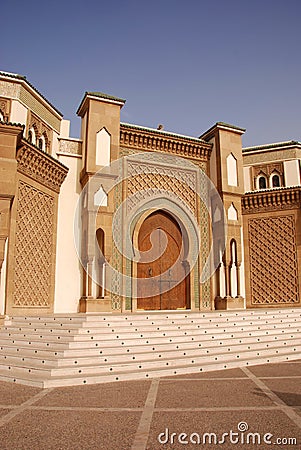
[2,0,300,146]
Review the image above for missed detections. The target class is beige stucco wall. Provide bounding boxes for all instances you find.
[243,166,251,192]
[54,153,82,313]
[10,100,27,129]
[284,160,300,187]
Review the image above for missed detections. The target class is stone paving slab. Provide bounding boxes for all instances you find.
[35,380,151,409]
[155,379,274,408]
[0,360,300,450]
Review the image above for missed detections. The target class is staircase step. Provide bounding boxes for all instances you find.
[0,308,300,387]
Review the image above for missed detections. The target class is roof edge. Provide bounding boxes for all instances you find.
[0,71,63,117]
[120,122,210,145]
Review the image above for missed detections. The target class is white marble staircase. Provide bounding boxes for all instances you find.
[0,308,300,388]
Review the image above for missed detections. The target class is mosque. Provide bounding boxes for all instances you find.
[0,70,300,321]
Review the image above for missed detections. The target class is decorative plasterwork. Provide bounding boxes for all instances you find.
[248,215,299,305]
[0,97,11,121]
[28,111,52,151]
[252,162,283,178]
[120,125,212,161]
[126,159,197,215]
[59,138,82,156]
[13,181,54,307]
[16,141,68,193]
[242,187,301,214]
[243,148,301,165]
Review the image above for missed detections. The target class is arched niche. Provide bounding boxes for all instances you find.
[96,127,111,167]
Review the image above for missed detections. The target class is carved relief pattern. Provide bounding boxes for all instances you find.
[28,112,52,151]
[243,149,301,165]
[126,161,197,215]
[120,125,211,161]
[253,162,283,178]
[0,81,20,99]
[248,215,299,305]
[17,143,68,193]
[199,179,210,309]
[242,188,301,214]
[14,181,54,307]
[111,162,123,310]
[0,97,11,121]
[59,139,82,155]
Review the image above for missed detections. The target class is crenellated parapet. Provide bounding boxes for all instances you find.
[120,123,212,161]
[242,187,301,214]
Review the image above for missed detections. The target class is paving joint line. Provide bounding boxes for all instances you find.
[0,388,54,427]
[131,378,160,450]
[241,367,301,430]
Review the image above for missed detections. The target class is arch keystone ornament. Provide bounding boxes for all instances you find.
[74,152,227,313]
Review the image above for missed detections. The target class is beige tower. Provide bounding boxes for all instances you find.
[201,122,245,310]
[77,92,126,312]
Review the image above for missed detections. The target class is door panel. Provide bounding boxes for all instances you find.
[137,211,189,310]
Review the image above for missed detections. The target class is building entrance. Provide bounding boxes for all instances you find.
[137,210,189,310]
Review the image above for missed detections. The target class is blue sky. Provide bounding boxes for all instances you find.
[2,0,300,146]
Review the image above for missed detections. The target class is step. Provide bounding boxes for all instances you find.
[1,336,299,369]
[0,350,300,389]
[0,321,299,344]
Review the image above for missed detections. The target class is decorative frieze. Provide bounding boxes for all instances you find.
[59,138,82,156]
[120,124,212,161]
[0,97,11,121]
[17,141,68,193]
[242,187,301,214]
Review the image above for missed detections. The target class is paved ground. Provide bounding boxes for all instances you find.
[0,361,300,449]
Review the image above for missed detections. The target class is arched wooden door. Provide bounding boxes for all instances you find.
[137,211,190,310]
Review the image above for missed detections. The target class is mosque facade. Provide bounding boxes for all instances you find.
[0,71,300,319]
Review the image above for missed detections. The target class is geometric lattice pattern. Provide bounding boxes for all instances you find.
[13,181,54,307]
[111,164,123,311]
[248,215,299,304]
[127,162,197,215]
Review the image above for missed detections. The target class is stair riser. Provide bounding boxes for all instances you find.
[2,339,300,368]
[0,334,299,359]
[0,323,299,343]
[9,313,301,329]
[1,347,301,378]
[5,316,300,334]
[0,327,299,350]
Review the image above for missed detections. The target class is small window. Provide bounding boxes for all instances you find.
[0,110,4,122]
[272,174,280,188]
[259,176,267,189]
[38,135,46,151]
[28,127,36,145]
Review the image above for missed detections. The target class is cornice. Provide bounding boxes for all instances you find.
[242,187,301,214]
[0,121,24,135]
[16,141,68,193]
[120,124,212,161]
[0,71,63,118]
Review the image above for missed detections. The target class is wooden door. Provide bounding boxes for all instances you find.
[137,211,189,310]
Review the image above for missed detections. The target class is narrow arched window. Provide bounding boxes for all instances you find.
[259,176,267,189]
[38,135,46,151]
[28,127,36,145]
[272,174,280,188]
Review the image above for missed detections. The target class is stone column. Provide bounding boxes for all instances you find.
[236,262,242,298]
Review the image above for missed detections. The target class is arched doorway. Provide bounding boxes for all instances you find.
[137,210,190,310]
